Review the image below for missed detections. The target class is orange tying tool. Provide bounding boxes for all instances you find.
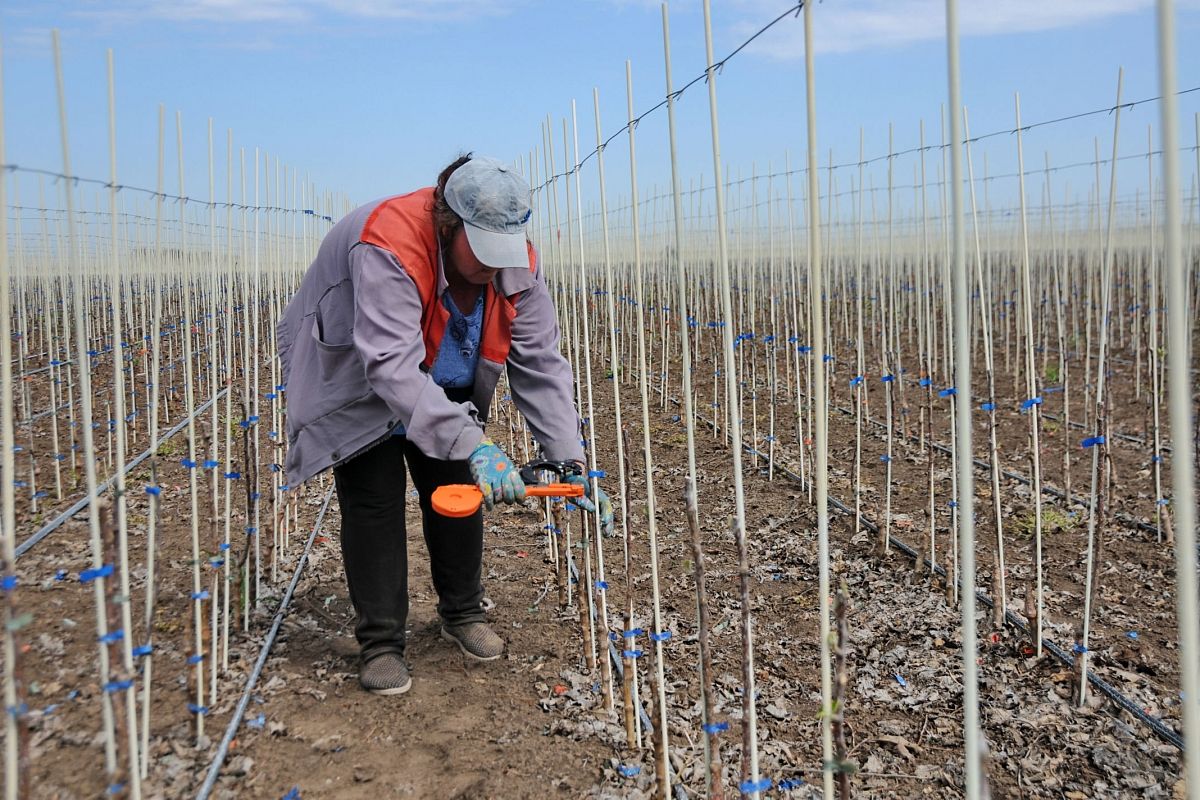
[431,483,584,518]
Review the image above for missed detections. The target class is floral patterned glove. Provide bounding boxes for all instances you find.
[565,472,615,536]
[467,437,526,511]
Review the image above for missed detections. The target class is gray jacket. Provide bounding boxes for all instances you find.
[277,197,584,486]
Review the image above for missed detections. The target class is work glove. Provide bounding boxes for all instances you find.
[468,437,526,511]
[565,470,615,537]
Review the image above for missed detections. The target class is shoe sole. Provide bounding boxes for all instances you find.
[440,627,503,662]
[365,676,412,696]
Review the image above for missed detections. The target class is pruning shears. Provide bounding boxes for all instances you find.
[431,459,584,518]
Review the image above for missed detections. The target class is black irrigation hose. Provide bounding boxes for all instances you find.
[194,483,335,800]
[14,387,229,558]
[665,395,1186,752]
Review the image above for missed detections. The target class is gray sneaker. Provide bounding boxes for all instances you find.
[441,622,504,662]
[359,653,412,695]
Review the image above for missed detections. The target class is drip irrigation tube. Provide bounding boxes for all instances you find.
[14,386,229,558]
[194,483,335,800]
[665,394,1186,753]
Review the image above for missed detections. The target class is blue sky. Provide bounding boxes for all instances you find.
[3,0,1199,225]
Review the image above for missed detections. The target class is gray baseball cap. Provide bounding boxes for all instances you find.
[444,156,532,269]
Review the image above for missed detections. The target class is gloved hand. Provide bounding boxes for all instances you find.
[468,437,526,511]
[566,470,614,537]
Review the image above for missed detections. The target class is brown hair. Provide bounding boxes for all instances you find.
[433,152,472,242]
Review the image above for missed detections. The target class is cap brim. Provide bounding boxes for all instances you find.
[463,222,528,269]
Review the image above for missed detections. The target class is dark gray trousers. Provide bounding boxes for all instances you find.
[332,434,486,661]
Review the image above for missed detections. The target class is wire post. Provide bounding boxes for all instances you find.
[1156,2,1200,797]
[801,2,835,797]
[944,2,983,797]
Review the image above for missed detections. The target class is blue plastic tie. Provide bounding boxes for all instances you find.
[107,784,126,796]
[618,766,641,778]
[224,472,242,480]
[1151,455,1162,463]
[880,455,891,463]
[1081,435,1105,448]
[948,500,958,508]
[98,630,124,644]
[1021,397,1043,409]
[191,590,211,601]
[54,570,68,581]
[939,387,957,398]
[740,778,773,793]
[188,703,209,715]
[1158,498,1170,506]
[1072,643,1088,654]
[219,542,231,551]
[0,576,16,592]
[623,628,644,638]
[798,345,812,353]
[187,653,205,665]
[981,402,996,412]
[245,526,258,535]
[702,721,730,734]
[881,374,895,383]
[104,680,133,693]
[595,581,608,590]
[849,375,863,386]
[180,458,197,469]
[650,631,672,642]
[80,564,115,583]
[623,649,644,659]
[588,470,606,479]
[132,645,153,657]
[918,378,932,387]
[778,778,806,790]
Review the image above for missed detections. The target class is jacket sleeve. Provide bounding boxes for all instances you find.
[506,265,586,464]
[348,243,485,461]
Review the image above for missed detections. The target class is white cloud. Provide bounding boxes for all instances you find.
[727,0,1192,58]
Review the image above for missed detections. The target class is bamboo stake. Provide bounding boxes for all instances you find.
[801,3,836,795]
[1155,4,1200,795]
[52,28,122,781]
[700,2,761,795]
[0,37,26,800]
[1013,93,1045,654]
[944,3,984,796]
[624,61,671,800]
[1079,69,1124,706]
[660,8,720,792]
[106,50,144,799]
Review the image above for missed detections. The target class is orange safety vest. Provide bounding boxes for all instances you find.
[359,187,536,370]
